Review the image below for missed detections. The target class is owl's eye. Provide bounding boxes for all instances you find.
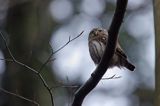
[89,30,97,37]
[91,30,94,34]
[98,29,103,32]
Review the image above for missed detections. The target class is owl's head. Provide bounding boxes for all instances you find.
[88,28,108,40]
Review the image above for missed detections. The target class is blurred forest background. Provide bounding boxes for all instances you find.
[0,0,155,106]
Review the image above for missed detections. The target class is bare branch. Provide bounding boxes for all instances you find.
[0,31,84,106]
[38,73,54,105]
[38,31,84,73]
[0,88,39,106]
[38,43,54,73]
[51,85,79,90]
[48,58,56,62]
[0,31,54,106]
[102,74,121,80]
[52,31,84,54]
[0,58,13,62]
[72,0,128,106]
[0,32,16,61]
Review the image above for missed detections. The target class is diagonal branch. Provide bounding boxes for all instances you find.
[101,74,121,80]
[72,0,128,106]
[0,31,54,106]
[0,32,16,61]
[38,31,84,73]
[0,88,39,106]
[0,31,84,106]
[52,31,84,55]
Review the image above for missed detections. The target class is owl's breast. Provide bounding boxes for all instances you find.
[89,40,106,64]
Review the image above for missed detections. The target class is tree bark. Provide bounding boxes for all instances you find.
[153,0,160,106]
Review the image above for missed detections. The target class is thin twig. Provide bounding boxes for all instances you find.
[51,85,79,90]
[0,88,39,106]
[0,31,84,106]
[38,31,84,73]
[52,31,84,54]
[38,43,54,73]
[38,73,54,106]
[48,58,56,62]
[0,32,16,61]
[102,74,121,80]
[0,58,13,62]
[0,31,54,106]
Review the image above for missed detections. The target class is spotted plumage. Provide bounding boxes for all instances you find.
[88,28,135,71]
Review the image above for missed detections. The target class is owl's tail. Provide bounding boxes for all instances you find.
[124,60,135,71]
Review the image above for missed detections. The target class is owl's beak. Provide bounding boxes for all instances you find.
[95,31,97,35]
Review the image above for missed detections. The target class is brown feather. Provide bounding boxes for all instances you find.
[88,28,135,71]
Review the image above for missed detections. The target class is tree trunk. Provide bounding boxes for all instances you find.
[153,0,160,106]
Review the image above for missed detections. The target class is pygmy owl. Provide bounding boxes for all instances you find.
[88,28,135,71]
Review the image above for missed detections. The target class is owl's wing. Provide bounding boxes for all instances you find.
[115,44,127,59]
[99,36,127,59]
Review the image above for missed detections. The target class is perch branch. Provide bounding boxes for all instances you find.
[72,0,128,106]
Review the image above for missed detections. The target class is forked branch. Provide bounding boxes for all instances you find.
[0,31,83,106]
